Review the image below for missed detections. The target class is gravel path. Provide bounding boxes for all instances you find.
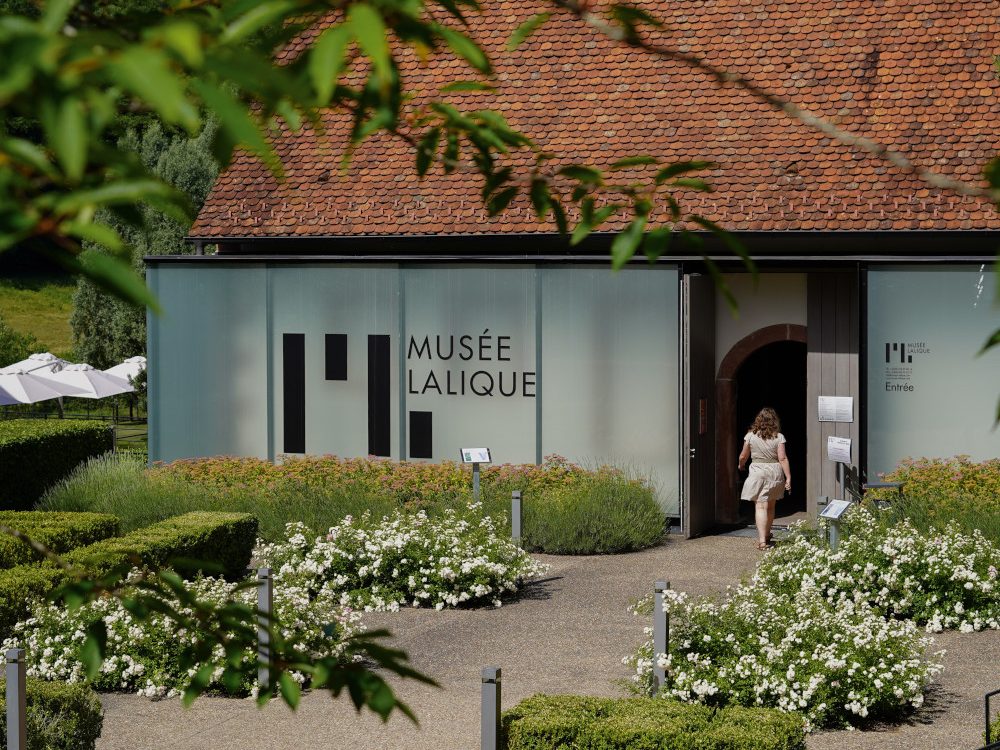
[97,536,999,750]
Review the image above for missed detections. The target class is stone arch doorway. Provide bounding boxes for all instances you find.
[715,324,807,525]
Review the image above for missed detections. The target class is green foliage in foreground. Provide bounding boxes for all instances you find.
[0,678,103,750]
[44,454,666,554]
[521,473,665,554]
[0,420,114,510]
[0,511,119,569]
[0,511,256,636]
[502,695,805,750]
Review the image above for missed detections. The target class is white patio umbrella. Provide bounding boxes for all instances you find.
[0,370,67,405]
[33,363,133,398]
[0,352,69,375]
[104,356,146,383]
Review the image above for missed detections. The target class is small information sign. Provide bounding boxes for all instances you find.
[826,436,852,464]
[460,448,492,464]
[818,396,854,423]
[819,499,852,520]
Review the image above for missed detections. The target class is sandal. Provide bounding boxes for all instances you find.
[755,541,769,551]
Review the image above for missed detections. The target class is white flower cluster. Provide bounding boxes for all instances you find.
[255,504,549,613]
[1,572,363,698]
[755,506,1000,633]
[624,585,942,730]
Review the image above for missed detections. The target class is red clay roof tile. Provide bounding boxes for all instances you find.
[191,0,1000,238]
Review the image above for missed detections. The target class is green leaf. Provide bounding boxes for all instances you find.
[570,218,592,246]
[672,177,712,192]
[1,138,58,178]
[183,664,215,707]
[192,80,281,176]
[309,24,352,104]
[81,621,107,681]
[221,0,297,44]
[40,0,73,34]
[110,48,200,133]
[529,178,551,218]
[611,214,648,269]
[77,251,161,313]
[689,214,755,274]
[437,26,491,75]
[440,80,495,93]
[655,161,715,184]
[55,179,179,213]
[643,225,673,262]
[50,98,87,182]
[979,327,1000,356]
[63,220,124,252]
[551,201,568,236]
[558,165,603,184]
[416,127,440,176]
[160,21,204,68]
[487,186,518,215]
[349,5,393,88]
[507,13,550,51]
[278,672,302,709]
[610,155,659,170]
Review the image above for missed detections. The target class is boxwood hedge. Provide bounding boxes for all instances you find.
[0,678,103,750]
[0,420,114,510]
[0,512,120,569]
[0,511,258,636]
[502,695,806,750]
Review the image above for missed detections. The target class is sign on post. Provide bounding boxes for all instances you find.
[461,448,492,502]
[818,499,852,521]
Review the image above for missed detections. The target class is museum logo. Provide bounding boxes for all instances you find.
[882,340,931,393]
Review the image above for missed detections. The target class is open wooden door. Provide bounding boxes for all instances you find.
[682,273,717,538]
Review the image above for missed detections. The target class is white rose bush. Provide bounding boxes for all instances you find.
[755,506,1000,633]
[255,505,549,612]
[626,504,1000,729]
[4,504,546,700]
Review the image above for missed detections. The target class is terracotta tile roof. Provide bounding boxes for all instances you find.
[191,1,1000,238]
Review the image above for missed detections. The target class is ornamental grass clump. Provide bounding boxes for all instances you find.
[2,572,362,698]
[625,585,942,730]
[256,504,548,612]
[756,505,1000,633]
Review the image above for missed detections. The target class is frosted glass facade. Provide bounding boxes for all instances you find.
[542,267,680,514]
[147,264,269,461]
[148,261,682,509]
[867,266,1000,475]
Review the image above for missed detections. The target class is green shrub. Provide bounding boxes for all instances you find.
[521,472,665,554]
[0,511,257,636]
[0,512,120,569]
[0,421,114,509]
[502,695,806,750]
[0,678,102,750]
[867,456,1000,544]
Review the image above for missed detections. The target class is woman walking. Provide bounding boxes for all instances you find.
[738,407,792,550]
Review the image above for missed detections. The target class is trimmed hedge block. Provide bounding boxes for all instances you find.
[0,678,103,750]
[0,512,120,569]
[0,420,114,509]
[502,696,806,750]
[0,511,258,636]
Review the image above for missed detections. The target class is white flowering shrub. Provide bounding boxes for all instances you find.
[1,572,362,698]
[755,506,1000,633]
[256,505,549,612]
[625,585,942,730]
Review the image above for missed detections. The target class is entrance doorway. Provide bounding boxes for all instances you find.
[735,340,807,522]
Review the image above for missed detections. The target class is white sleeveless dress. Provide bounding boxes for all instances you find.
[740,432,786,504]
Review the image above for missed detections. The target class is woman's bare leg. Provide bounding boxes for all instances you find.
[765,498,777,540]
[755,501,769,545]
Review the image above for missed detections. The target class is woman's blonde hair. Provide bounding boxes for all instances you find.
[749,407,781,440]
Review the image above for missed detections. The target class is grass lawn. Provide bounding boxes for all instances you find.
[0,275,76,358]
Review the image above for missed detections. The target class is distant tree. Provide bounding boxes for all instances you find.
[0,313,39,368]
[71,122,218,368]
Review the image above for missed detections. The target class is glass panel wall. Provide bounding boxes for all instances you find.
[867,265,1000,475]
[541,266,680,513]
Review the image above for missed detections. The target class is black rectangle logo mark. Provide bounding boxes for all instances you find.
[368,335,391,457]
[409,411,433,459]
[283,333,306,453]
[325,334,347,380]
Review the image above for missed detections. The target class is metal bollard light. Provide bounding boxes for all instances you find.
[6,648,26,750]
[481,666,501,750]
[511,491,522,547]
[257,568,273,693]
[653,581,670,694]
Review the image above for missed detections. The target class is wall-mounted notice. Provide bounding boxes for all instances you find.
[460,447,492,464]
[818,396,854,423]
[826,436,852,464]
